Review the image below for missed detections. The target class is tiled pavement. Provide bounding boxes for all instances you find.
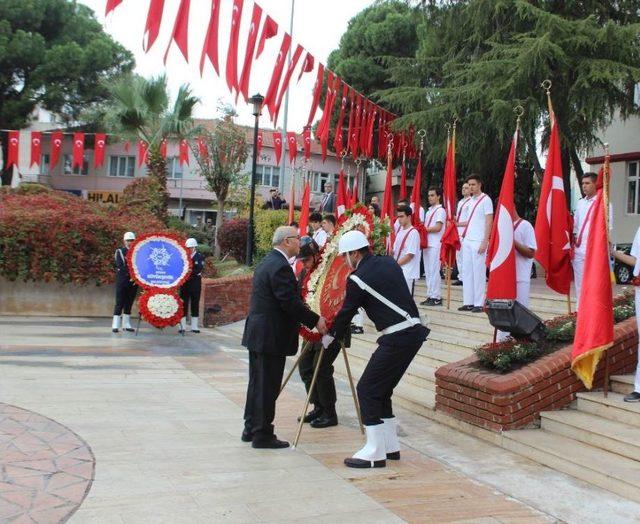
[1,317,640,523]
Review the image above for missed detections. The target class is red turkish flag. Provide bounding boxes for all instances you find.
[318,75,339,162]
[272,44,304,123]
[237,3,262,102]
[534,118,573,295]
[50,131,63,168]
[486,131,518,301]
[571,188,614,389]
[273,132,282,165]
[440,130,461,265]
[366,109,377,158]
[333,84,348,157]
[30,132,42,167]
[306,63,324,127]
[197,137,208,159]
[302,128,311,160]
[349,95,362,158]
[399,158,407,200]
[105,0,122,16]
[262,33,291,118]
[225,0,244,94]
[137,140,148,167]
[256,131,263,157]
[179,139,189,166]
[199,0,221,75]
[336,170,348,217]
[72,133,85,170]
[410,156,423,227]
[6,131,19,168]
[164,0,190,63]
[94,133,106,168]
[298,181,311,236]
[351,170,359,207]
[286,132,297,165]
[382,147,396,252]
[143,0,165,52]
[159,138,167,158]
[297,52,315,83]
[256,15,278,59]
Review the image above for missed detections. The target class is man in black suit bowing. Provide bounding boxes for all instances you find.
[242,226,328,448]
[317,182,336,214]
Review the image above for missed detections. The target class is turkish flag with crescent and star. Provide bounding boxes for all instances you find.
[163,0,190,63]
[94,134,106,168]
[72,133,85,170]
[179,139,189,166]
[262,33,291,120]
[225,0,244,94]
[50,131,63,168]
[272,132,282,165]
[6,131,19,168]
[237,3,262,103]
[286,132,297,165]
[534,117,573,295]
[302,128,311,160]
[486,130,518,301]
[30,132,42,167]
[200,0,221,75]
[256,131,263,157]
[137,140,148,167]
[255,14,278,59]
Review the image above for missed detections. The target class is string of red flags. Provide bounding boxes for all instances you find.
[237,2,262,103]
[225,0,244,94]
[255,14,277,59]
[200,0,221,76]
[272,131,282,165]
[30,132,42,167]
[164,0,190,63]
[179,138,190,166]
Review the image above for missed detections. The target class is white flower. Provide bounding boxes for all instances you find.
[147,294,179,319]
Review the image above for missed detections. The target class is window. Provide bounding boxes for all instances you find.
[62,154,89,175]
[256,164,280,187]
[40,154,51,176]
[627,161,639,214]
[168,157,183,179]
[307,171,333,193]
[108,156,135,177]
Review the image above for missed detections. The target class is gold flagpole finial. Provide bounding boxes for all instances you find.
[417,129,426,152]
[514,105,524,131]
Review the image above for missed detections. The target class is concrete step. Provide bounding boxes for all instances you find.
[576,391,640,428]
[503,428,640,504]
[351,328,480,352]
[611,375,636,396]
[541,409,640,462]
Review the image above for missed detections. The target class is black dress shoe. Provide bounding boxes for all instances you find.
[178,329,185,334]
[191,329,200,334]
[344,457,386,468]
[310,415,338,428]
[125,328,135,332]
[471,306,484,313]
[241,430,253,442]
[420,298,432,306]
[624,391,640,402]
[350,325,364,334]
[452,280,463,286]
[426,298,442,306]
[252,436,290,449]
[112,328,119,333]
[387,451,400,460]
[458,305,473,311]
[298,407,322,423]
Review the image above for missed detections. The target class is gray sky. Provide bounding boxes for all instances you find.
[80,0,374,130]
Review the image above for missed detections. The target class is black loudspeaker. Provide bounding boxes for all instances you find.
[485,299,546,343]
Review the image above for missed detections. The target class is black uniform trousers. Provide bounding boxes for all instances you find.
[243,351,286,439]
[180,279,201,317]
[113,281,138,315]
[298,341,341,414]
[357,329,425,426]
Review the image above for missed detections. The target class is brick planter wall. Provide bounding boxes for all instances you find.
[435,317,638,432]
[201,275,252,328]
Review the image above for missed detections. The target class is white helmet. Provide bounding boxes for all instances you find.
[338,230,369,254]
[123,232,136,241]
[185,238,198,248]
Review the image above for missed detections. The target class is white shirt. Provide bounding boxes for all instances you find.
[573,195,613,256]
[514,219,537,283]
[393,225,421,279]
[630,226,640,278]
[419,205,446,247]
[274,248,295,273]
[463,193,493,241]
[312,228,327,248]
[456,197,471,234]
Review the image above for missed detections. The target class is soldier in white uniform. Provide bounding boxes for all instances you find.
[393,205,421,293]
[453,183,471,285]
[419,187,446,306]
[458,175,493,312]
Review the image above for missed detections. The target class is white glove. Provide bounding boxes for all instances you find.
[321,335,335,349]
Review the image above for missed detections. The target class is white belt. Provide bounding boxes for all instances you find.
[381,317,422,335]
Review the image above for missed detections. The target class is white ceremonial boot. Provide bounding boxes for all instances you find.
[382,417,401,460]
[123,314,134,332]
[179,317,186,334]
[191,316,200,333]
[344,424,386,468]
[111,315,120,333]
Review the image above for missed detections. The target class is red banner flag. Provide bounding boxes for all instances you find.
[306,63,324,127]
[410,156,423,227]
[486,131,518,301]
[237,3,262,102]
[158,138,167,158]
[350,94,362,158]
[105,0,122,16]
[382,153,394,220]
[272,44,304,123]
[143,0,165,52]
[255,15,278,59]
[297,52,314,83]
[333,84,348,157]
[298,181,311,236]
[72,133,85,170]
[256,131,263,157]
[318,75,339,162]
[262,33,291,119]
[137,140,148,167]
[197,137,208,159]
[351,170,359,207]
[571,188,614,389]
[199,0,221,75]
[163,0,190,63]
[440,129,461,264]
[336,169,349,217]
[534,119,573,295]
[399,157,407,200]
[30,132,42,167]
[287,132,298,165]
[6,131,19,168]
[225,0,244,94]
[50,131,63,168]
[273,132,282,165]
[94,133,106,168]
[302,128,311,160]
[179,139,189,166]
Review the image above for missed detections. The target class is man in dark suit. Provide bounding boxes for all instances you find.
[317,182,336,214]
[242,226,328,449]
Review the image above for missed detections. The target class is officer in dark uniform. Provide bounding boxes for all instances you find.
[180,237,205,334]
[326,230,429,468]
[112,231,138,333]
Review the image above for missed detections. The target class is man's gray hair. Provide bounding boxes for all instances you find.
[272,226,294,247]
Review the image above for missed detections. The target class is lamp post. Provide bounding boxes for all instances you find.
[246,93,264,267]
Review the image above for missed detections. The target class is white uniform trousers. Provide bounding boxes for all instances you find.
[496,281,531,341]
[353,308,364,328]
[461,239,487,307]
[456,243,464,281]
[634,288,640,393]
[423,246,442,299]
[572,253,585,311]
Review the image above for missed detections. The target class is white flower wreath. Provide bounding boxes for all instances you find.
[146,293,180,319]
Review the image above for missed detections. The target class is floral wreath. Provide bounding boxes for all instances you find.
[138,288,184,328]
[300,204,389,341]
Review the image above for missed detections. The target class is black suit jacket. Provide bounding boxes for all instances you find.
[319,192,336,214]
[242,250,320,356]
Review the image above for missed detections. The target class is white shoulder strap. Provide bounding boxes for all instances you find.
[349,275,412,320]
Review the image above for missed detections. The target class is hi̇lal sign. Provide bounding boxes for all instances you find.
[86,191,122,204]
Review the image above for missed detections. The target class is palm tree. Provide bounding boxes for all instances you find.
[103,74,199,221]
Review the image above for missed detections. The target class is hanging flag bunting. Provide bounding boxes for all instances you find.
[366,109,377,158]
[440,127,461,266]
[333,84,348,157]
[350,94,362,158]
[297,52,314,83]
[237,3,263,102]
[50,131,63,168]
[318,75,339,161]
[351,168,359,207]
[272,44,304,123]
[286,132,298,165]
[486,130,518,301]
[298,180,311,236]
[399,153,407,200]
[159,138,167,158]
[30,132,42,167]
[197,137,208,159]
[163,0,190,63]
[273,132,282,165]
[225,0,244,94]
[256,131,263,157]
[6,131,19,168]
[306,63,324,127]
[359,100,369,154]
[143,0,165,52]
[262,33,291,118]
[72,133,85,170]
[346,89,355,154]
[199,0,221,75]
[105,0,122,16]
[94,133,107,168]
[255,15,278,59]
[302,128,311,160]
[336,170,349,217]
[137,139,148,167]
[410,157,423,228]
[179,139,189,166]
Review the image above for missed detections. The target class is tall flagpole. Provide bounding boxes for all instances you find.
[280,0,295,198]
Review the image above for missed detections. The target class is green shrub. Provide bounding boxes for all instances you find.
[166,216,211,246]
[254,208,298,259]
[218,218,248,263]
[121,177,169,221]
